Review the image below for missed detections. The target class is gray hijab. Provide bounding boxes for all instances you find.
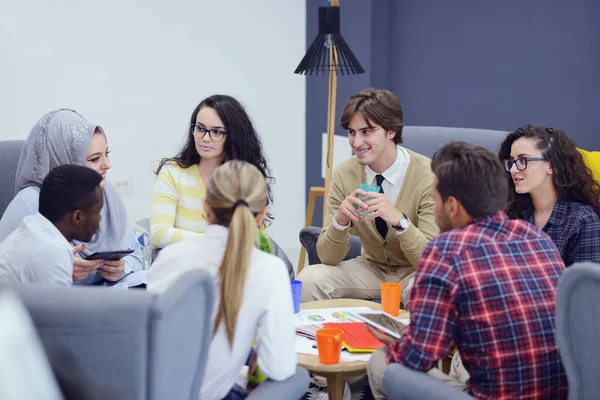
[15,109,127,254]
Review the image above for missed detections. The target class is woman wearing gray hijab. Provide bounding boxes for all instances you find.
[0,109,144,286]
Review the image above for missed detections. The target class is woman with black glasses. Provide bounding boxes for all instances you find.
[151,95,274,250]
[499,124,600,266]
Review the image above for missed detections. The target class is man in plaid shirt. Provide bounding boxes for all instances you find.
[367,142,568,399]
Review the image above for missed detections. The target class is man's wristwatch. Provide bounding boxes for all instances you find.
[392,214,409,231]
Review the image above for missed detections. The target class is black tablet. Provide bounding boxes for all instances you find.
[84,249,134,261]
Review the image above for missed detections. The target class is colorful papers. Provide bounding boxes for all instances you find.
[294,307,372,327]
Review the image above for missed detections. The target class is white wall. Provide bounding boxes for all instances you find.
[0,0,306,258]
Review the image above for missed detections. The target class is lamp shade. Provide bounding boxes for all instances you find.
[294,6,364,76]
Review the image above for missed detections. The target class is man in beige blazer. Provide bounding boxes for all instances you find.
[298,88,439,307]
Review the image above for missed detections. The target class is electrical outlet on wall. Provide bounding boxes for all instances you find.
[114,178,134,195]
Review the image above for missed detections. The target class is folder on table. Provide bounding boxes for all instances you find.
[324,322,385,353]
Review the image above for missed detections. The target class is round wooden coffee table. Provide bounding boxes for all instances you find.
[298,299,409,400]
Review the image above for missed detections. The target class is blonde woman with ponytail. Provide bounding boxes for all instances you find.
[148,160,298,400]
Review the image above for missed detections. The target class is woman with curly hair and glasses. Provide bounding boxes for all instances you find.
[499,125,600,266]
[151,95,274,250]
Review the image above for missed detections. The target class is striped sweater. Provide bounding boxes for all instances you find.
[151,162,208,248]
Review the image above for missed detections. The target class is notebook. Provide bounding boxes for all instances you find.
[324,322,385,353]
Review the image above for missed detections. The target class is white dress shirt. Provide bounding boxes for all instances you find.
[333,145,410,232]
[0,213,73,286]
[147,224,297,400]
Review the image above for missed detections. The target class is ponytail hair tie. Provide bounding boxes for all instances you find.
[233,199,249,211]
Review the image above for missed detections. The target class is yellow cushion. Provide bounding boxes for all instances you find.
[579,148,600,183]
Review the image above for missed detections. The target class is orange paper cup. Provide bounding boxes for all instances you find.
[381,282,402,317]
[316,328,344,364]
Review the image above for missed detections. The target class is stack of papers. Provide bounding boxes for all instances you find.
[296,324,324,340]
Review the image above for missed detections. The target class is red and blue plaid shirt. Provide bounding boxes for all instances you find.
[387,211,568,399]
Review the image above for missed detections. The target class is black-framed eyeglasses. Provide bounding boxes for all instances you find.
[503,157,546,172]
[191,124,228,142]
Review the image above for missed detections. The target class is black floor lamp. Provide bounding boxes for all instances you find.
[295,0,364,271]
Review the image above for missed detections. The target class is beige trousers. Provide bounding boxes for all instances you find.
[367,348,470,400]
[297,258,415,306]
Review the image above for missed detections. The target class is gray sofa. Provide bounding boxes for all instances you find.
[299,126,509,265]
[0,270,215,400]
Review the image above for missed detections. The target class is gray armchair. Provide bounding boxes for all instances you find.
[0,140,25,218]
[556,262,600,400]
[299,226,362,265]
[0,269,214,400]
[299,126,508,266]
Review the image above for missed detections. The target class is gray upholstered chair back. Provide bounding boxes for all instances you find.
[402,126,507,158]
[0,270,214,400]
[300,126,509,266]
[0,140,25,218]
[556,262,600,400]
